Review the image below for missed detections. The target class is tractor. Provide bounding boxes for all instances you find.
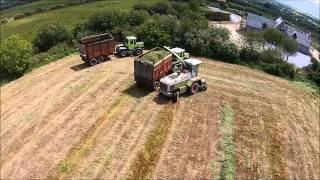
[158,58,207,103]
[115,36,144,57]
[164,46,190,73]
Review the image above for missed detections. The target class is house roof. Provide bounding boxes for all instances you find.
[286,26,312,47]
[246,13,276,29]
[246,13,312,48]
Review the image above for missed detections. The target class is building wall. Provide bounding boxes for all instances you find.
[299,44,310,55]
[246,25,262,31]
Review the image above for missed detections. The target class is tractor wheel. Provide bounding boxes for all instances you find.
[153,81,160,91]
[201,82,207,91]
[89,58,98,66]
[97,56,104,63]
[135,49,143,56]
[172,91,180,103]
[119,50,127,57]
[190,82,199,95]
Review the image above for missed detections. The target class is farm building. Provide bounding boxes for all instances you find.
[245,13,312,55]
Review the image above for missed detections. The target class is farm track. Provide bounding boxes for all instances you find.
[1,54,319,179]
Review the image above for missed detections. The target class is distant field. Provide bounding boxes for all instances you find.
[0,0,160,42]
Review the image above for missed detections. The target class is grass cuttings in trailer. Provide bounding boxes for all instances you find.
[138,50,170,64]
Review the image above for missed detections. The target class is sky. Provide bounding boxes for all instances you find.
[276,0,320,19]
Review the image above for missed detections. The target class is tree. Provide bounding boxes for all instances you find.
[0,35,32,75]
[281,37,298,61]
[149,2,169,14]
[263,28,284,46]
[87,10,128,32]
[127,10,149,26]
[34,24,72,52]
[243,30,265,51]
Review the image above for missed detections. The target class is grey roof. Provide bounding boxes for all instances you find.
[286,26,312,47]
[246,13,276,29]
[246,13,312,48]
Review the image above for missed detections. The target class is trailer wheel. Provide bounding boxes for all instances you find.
[153,81,160,91]
[190,82,199,95]
[97,56,104,63]
[135,49,143,56]
[172,91,180,103]
[119,50,127,57]
[89,58,98,66]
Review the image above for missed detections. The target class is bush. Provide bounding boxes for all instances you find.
[34,24,72,52]
[73,21,94,41]
[127,10,149,26]
[0,35,32,75]
[263,62,296,78]
[137,15,177,47]
[239,47,259,63]
[149,2,169,14]
[132,2,150,11]
[30,43,77,69]
[87,10,128,32]
[259,49,282,64]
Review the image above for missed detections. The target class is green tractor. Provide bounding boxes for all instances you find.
[115,36,144,57]
[159,58,207,102]
[164,46,190,73]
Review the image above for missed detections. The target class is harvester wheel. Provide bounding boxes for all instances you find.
[190,82,199,95]
[135,49,143,56]
[153,81,160,91]
[97,56,104,63]
[120,50,127,57]
[89,58,98,66]
[172,91,180,103]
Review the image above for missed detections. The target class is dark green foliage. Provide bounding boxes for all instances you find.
[73,21,94,41]
[243,30,265,50]
[30,43,77,69]
[239,47,259,63]
[127,10,149,26]
[184,26,238,63]
[305,57,320,85]
[34,24,72,52]
[137,15,176,47]
[259,49,282,64]
[0,35,32,76]
[263,63,296,78]
[149,2,169,14]
[87,10,128,32]
[132,2,150,11]
[281,37,299,60]
[263,28,284,45]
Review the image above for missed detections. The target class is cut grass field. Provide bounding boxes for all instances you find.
[0,0,161,42]
[0,54,318,179]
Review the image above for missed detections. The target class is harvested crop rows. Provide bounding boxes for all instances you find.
[1,55,319,179]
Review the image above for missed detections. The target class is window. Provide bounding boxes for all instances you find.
[292,33,297,39]
[262,23,267,29]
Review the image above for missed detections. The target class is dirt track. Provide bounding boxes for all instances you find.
[1,54,319,179]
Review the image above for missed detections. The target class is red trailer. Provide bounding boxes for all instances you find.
[79,33,115,66]
[134,47,173,90]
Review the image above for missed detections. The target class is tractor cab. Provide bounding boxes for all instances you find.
[125,36,137,50]
[184,58,202,77]
[170,47,190,60]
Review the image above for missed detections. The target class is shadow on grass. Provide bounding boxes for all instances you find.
[123,83,152,98]
[70,63,89,72]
